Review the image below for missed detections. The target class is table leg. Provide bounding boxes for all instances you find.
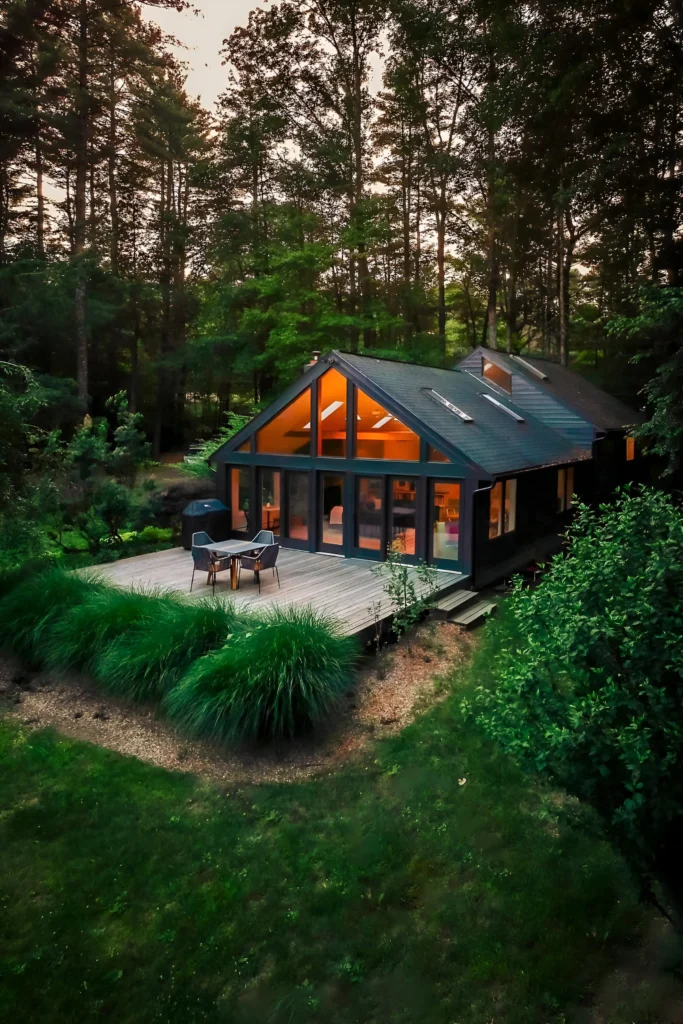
[231,557,239,591]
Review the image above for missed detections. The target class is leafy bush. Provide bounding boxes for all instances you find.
[467,487,683,913]
[165,607,359,742]
[96,598,238,702]
[0,568,105,664]
[45,586,175,675]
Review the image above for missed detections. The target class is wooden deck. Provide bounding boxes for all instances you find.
[92,547,469,637]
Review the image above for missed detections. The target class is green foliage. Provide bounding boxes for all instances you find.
[607,287,683,475]
[165,607,359,741]
[0,693,647,1022]
[467,487,683,911]
[106,392,153,486]
[0,568,105,664]
[180,408,257,479]
[45,586,175,675]
[96,599,237,702]
[372,548,440,641]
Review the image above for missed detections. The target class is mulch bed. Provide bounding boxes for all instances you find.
[0,621,477,785]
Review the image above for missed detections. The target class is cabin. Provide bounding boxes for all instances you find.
[210,348,643,588]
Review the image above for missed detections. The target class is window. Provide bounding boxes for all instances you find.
[260,469,281,534]
[286,472,309,541]
[356,477,383,551]
[428,445,450,463]
[256,389,311,455]
[557,466,575,512]
[321,473,344,546]
[626,436,635,461]
[318,368,347,457]
[355,387,420,460]
[231,467,250,534]
[488,478,516,539]
[482,358,512,393]
[236,440,250,453]
[391,478,417,555]
[432,481,460,561]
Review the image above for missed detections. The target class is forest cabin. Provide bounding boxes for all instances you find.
[211,349,643,587]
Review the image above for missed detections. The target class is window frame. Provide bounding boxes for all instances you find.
[557,465,575,513]
[488,477,517,540]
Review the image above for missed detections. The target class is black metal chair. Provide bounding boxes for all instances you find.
[238,544,280,594]
[251,530,275,547]
[190,534,230,593]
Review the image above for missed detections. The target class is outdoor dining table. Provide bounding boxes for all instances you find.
[197,539,263,591]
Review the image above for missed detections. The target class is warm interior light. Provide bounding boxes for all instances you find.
[320,400,343,421]
[372,415,393,429]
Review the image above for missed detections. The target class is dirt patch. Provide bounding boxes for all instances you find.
[0,621,477,785]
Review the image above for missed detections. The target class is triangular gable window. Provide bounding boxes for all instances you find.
[355,386,419,460]
[256,389,311,455]
[428,445,450,463]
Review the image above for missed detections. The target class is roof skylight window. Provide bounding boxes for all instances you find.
[510,355,548,380]
[481,393,525,422]
[424,389,473,422]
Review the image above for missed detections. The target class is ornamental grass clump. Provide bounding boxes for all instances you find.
[45,585,176,675]
[0,568,106,665]
[95,598,241,702]
[165,606,359,743]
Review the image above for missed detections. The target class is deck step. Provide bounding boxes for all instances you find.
[433,588,478,616]
[451,599,497,628]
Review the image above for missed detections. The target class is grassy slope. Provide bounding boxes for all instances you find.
[0,696,640,1024]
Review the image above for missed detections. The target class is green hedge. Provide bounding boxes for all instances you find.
[0,568,358,741]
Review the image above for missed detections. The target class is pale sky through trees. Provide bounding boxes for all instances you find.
[151,0,257,107]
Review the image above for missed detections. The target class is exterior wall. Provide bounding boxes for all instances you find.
[216,450,476,578]
[473,463,587,586]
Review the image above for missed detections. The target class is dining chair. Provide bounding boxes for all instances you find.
[238,544,280,594]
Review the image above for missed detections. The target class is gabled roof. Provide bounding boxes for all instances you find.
[330,351,589,476]
[212,349,593,477]
[458,347,643,441]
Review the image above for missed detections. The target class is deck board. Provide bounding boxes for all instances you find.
[90,546,469,636]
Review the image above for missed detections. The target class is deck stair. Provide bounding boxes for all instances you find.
[433,588,497,629]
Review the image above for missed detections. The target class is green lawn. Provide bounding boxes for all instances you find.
[0,691,642,1024]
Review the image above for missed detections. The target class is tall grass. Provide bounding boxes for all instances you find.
[44,586,177,675]
[0,568,106,664]
[165,606,359,742]
[95,598,241,702]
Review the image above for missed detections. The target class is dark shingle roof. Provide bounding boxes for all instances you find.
[332,351,589,476]
[459,347,643,435]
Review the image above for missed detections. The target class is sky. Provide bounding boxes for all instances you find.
[150,0,258,108]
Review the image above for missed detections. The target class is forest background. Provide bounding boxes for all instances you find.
[3,0,683,468]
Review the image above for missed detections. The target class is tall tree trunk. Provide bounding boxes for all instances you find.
[436,202,447,350]
[485,125,498,349]
[74,0,90,404]
[36,136,45,257]
[108,65,119,274]
[557,206,568,366]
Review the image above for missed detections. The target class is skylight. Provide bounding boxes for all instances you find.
[424,389,473,422]
[320,400,343,420]
[481,393,525,422]
[372,415,394,429]
[510,355,548,380]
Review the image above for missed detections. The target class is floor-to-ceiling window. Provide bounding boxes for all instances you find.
[431,481,460,562]
[286,472,309,542]
[260,469,281,535]
[230,467,250,534]
[356,476,383,551]
[320,473,344,548]
[390,478,417,555]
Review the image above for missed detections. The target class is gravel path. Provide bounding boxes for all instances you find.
[0,622,477,785]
